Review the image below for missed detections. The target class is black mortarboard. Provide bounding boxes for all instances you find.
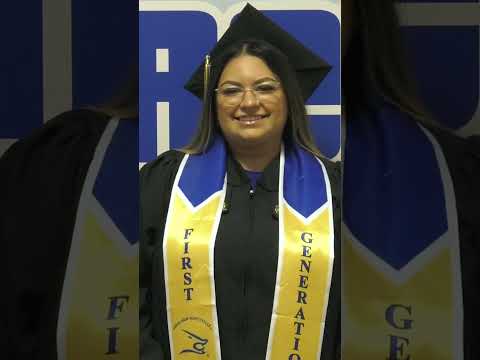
[184,3,331,101]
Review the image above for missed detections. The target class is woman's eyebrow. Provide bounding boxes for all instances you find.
[253,77,278,84]
[218,80,242,87]
[218,77,278,87]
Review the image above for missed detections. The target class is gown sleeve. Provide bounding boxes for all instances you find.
[0,110,110,359]
[139,150,184,360]
[448,134,480,359]
[460,135,480,359]
[427,127,480,359]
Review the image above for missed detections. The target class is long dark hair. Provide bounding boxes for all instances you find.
[92,62,138,119]
[183,39,323,157]
[342,0,442,129]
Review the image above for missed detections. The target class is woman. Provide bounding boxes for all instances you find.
[140,4,340,360]
[342,0,479,358]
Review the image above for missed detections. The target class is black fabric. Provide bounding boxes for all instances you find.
[1,110,110,359]
[184,3,331,100]
[139,150,341,360]
[425,126,480,359]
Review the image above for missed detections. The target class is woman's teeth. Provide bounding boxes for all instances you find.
[236,115,268,124]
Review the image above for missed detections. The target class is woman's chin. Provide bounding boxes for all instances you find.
[236,130,268,144]
[230,132,278,149]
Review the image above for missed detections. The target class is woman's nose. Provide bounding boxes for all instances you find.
[240,89,260,108]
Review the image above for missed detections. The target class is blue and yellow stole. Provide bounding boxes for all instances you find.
[343,106,462,359]
[57,119,139,359]
[162,137,335,359]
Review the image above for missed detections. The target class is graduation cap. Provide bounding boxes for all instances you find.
[184,3,331,101]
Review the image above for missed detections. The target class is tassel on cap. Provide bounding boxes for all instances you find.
[203,55,211,104]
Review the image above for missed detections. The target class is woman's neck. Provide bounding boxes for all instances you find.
[231,141,280,172]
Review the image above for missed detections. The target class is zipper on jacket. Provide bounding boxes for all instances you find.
[243,183,255,342]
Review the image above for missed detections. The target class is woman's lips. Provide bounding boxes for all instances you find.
[234,114,269,124]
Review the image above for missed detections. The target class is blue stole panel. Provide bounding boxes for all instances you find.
[344,105,447,270]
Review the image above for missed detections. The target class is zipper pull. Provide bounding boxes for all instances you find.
[249,186,255,198]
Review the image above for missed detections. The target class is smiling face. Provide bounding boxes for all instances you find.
[215,54,288,151]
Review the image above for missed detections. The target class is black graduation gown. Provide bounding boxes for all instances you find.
[139,150,342,360]
[1,110,110,359]
[426,126,480,359]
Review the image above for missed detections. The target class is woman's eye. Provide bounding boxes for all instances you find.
[255,84,277,93]
[221,87,243,96]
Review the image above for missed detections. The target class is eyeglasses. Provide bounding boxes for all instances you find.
[215,80,281,105]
